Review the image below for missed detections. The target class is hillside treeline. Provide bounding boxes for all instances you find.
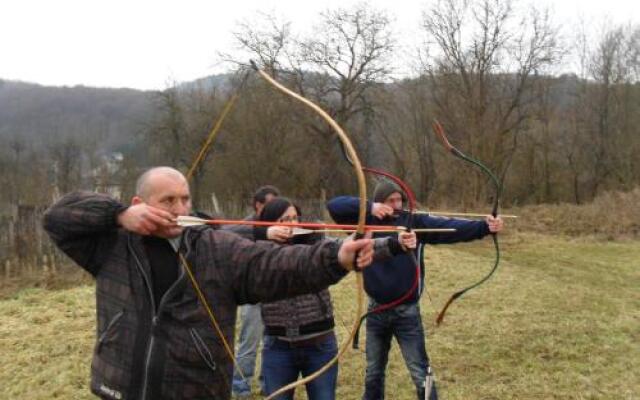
[1,0,639,216]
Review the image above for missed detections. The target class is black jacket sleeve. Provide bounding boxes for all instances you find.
[413,214,490,244]
[42,191,128,276]
[198,230,348,305]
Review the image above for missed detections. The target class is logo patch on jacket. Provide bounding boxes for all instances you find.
[99,383,123,399]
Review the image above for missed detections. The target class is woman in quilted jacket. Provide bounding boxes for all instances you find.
[254,197,339,400]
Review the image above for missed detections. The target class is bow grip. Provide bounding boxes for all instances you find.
[352,232,365,272]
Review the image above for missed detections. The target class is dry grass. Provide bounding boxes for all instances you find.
[0,267,91,300]
[1,232,638,399]
[511,188,640,239]
[0,285,95,399]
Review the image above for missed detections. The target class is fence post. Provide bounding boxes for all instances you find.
[320,188,331,222]
[51,252,57,274]
[5,259,10,279]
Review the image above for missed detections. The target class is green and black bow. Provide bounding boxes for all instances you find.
[432,120,502,324]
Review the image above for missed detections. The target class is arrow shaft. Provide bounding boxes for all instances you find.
[415,210,517,218]
[294,228,455,235]
[178,217,405,231]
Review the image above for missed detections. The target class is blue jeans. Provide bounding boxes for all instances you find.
[262,333,338,400]
[362,302,438,400]
[232,304,265,396]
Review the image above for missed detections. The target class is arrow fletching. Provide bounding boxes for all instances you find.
[176,216,210,227]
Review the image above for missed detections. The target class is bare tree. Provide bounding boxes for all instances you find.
[145,79,228,208]
[7,135,27,205]
[375,77,438,203]
[299,5,395,124]
[229,12,296,77]
[147,84,189,168]
[48,135,83,195]
[420,0,560,207]
[586,25,640,196]
[227,4,396,197]
[560,22,640,203]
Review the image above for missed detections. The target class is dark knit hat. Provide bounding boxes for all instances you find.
[373,181,407,204]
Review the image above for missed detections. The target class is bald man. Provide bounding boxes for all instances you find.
[43,167,402,400]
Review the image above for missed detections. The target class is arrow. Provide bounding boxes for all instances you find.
[413,210,518,219]
[291,227,456,236]
[176,216,455,233]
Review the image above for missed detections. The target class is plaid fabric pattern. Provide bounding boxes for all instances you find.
[43,191,347,400]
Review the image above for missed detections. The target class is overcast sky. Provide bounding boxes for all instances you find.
[1,0,638,90]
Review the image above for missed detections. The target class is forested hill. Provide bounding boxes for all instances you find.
[0,79,154,153]
[0,74,233,153]
[1,68,638,210]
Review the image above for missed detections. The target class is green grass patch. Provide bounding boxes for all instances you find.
[1,233,638,399]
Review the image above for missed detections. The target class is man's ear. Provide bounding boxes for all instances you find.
[131,196,144,206]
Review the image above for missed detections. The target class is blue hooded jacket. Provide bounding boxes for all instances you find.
[326,196,490,305]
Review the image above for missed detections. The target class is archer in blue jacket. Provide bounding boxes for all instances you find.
[326,181,504,400]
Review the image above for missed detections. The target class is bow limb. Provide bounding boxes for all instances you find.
[177,254,243,385]
[186,70,251,181]
[178,73,252,385]
[251,61,367,400]
[337,140,418,213]
[432,120,502,325]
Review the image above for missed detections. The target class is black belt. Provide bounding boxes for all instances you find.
[264,318,334,337]
[272,331,334,348]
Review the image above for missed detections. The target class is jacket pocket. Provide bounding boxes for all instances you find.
[97,310,124,354]
[189,328,217,373]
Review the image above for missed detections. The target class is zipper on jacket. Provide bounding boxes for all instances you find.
[131,233,192,400]
[140,321,156,400]
[417,244,424,299]
[130,239,157,400]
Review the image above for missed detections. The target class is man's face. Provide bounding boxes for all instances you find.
[255,193,277,215]
[383,192,403,211]
[135,173,192,238]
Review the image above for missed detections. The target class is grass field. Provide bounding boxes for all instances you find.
[1,232,638,399]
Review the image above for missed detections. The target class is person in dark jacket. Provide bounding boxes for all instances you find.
[326,181,504,400]
[228,185,280,398]
[224,185,280,239]
[42,166,384,400]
